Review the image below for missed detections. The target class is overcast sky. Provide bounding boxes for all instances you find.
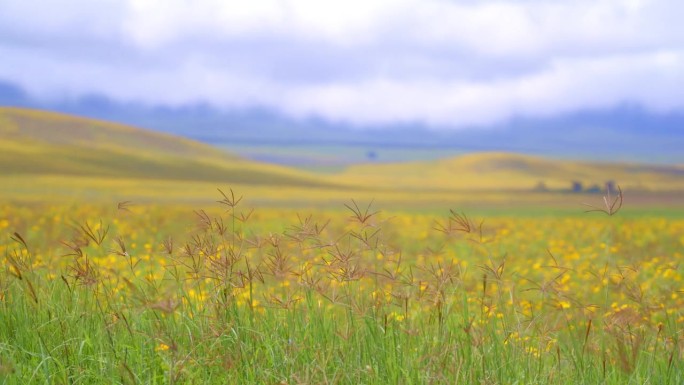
[1,0,683,128]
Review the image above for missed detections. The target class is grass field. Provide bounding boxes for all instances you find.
[1,189,684,384]
[2,108,684,383]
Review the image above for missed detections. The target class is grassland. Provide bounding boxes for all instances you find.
[0,108,331,188]
[340,152,684,192]
[1,108,684,383]
[3,107,684,208]
[1,192,684,384]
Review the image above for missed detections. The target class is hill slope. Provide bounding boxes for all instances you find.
[339,152,684,191]
[2,107,682,200]
[0,107,330,187]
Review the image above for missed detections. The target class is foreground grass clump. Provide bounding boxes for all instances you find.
[1,192,683,384]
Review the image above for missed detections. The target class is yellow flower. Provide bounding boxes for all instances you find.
[155,343,170,352]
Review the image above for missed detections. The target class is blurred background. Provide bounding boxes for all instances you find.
[1,0,683,206]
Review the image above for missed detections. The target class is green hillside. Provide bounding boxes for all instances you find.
[0,107,331,187]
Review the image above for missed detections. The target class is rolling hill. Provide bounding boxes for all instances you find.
[340,152,684,192]
[0,107,332,187]
[1,107,682,207]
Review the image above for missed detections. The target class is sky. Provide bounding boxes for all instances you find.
[1,0,683,129]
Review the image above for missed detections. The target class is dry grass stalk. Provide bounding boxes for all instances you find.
[584,185,623,215]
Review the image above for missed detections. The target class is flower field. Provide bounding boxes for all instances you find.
[1,191,683,384]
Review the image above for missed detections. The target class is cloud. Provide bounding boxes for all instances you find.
[0,0,683,128]
[275,50,684,126]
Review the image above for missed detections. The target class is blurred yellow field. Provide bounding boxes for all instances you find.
[4,199,683,317]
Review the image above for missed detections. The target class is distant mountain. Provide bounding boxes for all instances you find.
[0,82,28,105]
[1,80,682,164]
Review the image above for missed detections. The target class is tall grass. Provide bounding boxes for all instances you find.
[0,188,682,384]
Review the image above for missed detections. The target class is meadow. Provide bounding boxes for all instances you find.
[1,188,683,384]
[2,108,684,383]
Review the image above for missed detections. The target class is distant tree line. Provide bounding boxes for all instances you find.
[534,180,617,193]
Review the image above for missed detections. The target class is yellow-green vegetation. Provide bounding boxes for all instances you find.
[0,107,330,187]
[2,107,684,382]
[341,152,684,192]
[2,107,684,208]
[1,190,683,384]
[3,173,650,209]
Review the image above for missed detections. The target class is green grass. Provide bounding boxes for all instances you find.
[1,194,683,384]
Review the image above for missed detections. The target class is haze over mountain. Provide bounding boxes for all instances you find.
[1,80,683,165]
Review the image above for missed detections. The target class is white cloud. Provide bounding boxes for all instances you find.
[274,50,684,126]
[0,0,683,128]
